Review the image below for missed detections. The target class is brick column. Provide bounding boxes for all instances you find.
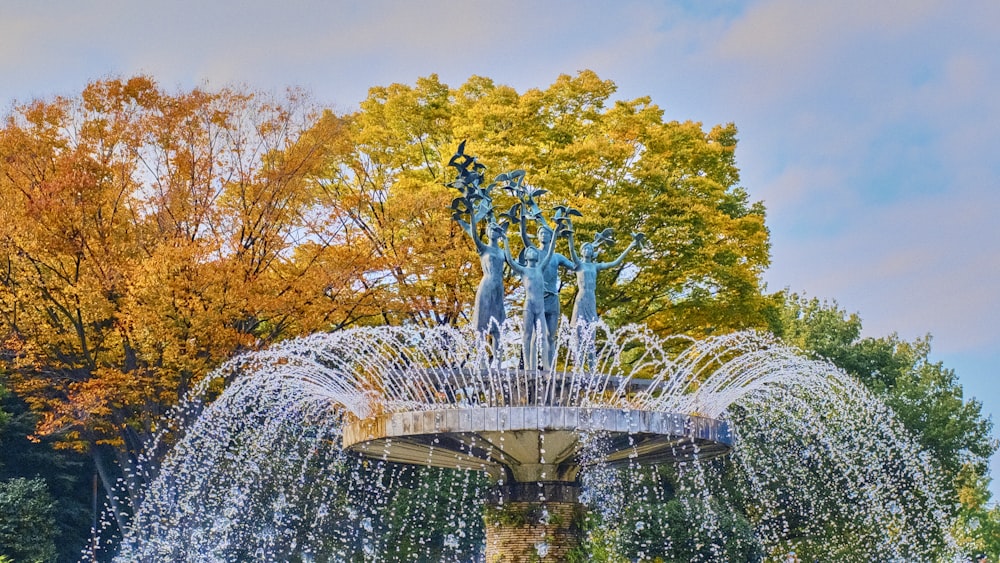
[482,482,586,562]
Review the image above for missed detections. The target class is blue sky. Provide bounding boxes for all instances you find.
[2,0,997,498]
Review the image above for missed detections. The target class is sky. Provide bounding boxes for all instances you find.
[1,0,997,498]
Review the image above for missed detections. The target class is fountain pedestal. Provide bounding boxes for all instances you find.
[483,482,584,562]
[344,403,733,559]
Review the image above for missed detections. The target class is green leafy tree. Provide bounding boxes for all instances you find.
[773,293,998,557]
[0,385,91,562]
[952,465,1000,558]
[775,294,995,489]
[0,477,58,562]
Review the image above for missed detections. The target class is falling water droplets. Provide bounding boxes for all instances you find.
[107,323,965,561]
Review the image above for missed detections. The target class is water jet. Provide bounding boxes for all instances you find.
[111,146,961,562]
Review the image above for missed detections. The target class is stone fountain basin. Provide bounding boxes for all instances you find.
[343,406,732,482]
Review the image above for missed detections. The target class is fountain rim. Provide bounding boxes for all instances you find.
[343,405,731,441]
[342,405,733,481]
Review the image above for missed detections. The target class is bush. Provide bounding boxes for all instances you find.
[0,477,57,562]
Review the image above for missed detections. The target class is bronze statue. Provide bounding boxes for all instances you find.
[522,222,573,368]
[448,142,507,350]
[447,141,643,370]
[568,230,644,328]
[501,224,564,371]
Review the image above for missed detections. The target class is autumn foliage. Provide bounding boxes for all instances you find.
[0,72,774,509]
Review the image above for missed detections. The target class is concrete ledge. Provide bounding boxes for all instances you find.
[343,406,732,482]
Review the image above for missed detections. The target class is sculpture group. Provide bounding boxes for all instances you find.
[447,142,643,371]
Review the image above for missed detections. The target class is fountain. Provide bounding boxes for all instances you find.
[337,145,736,559]
[340,338,733,559]
[109,145,962,562]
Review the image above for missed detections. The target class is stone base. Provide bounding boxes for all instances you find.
[343,406,733,480]
[483,482,586,562]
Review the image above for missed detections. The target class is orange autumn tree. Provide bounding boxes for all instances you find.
[0,77,368,525]
[0,71,776,532]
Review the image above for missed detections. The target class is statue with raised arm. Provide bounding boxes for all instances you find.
[468,221,508,346]
[525,223,573,367]
[448,142,507,350]
[502,224,561,372]
[568,229,644,328]
[495,177,576,369]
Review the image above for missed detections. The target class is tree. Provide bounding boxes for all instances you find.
[773,293,998,557]
[0,77,355,531]
[0,477,58,562]
[320,71,776,335]
[0,386,91,562]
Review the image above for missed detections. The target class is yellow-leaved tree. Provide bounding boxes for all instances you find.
[323,71,776,335]
[0,72,776,532]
